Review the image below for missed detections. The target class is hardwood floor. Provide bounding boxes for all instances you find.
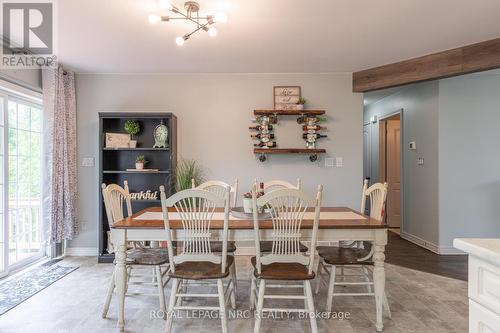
[386,231,468,281]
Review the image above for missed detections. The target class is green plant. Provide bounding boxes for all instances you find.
[175,158,204,192]
[124,120,140,139]
[135,155,147,164]
[296,97,307,105]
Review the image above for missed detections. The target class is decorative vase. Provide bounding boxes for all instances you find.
[243,197,253,213]
[129,140,137,148]
[136,162,144,170]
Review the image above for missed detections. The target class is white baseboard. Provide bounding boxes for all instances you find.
[400,232,440,254]
[400,232,466,255]
[65,247,98,256]
[437,247,466,255]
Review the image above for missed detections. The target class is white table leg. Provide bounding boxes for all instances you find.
[373,230,387,332]
[111,229,127,332]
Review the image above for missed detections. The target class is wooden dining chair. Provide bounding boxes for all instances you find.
[250,186,323,333]
[314,180,391,317]
[160,186,236,333]
[101,182,169,319]
[192,179,239,207]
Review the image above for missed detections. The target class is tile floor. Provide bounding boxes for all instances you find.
[0,255,467,333]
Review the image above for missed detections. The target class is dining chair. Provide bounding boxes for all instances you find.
[250,186,323,333]
[101,182,169,319]
[256,178,308,253]
[191,179,238,289]
[314,180,391,317]
[192,178,239,207]
[260,178,302,192]
[160,186,236,333]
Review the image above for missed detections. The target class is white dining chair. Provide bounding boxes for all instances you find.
[257,178,302,192]
[315,180,391,317]
[160,186,236,333]
[101,182,169,319]
[250,186,323,333]
[192,178,239,207]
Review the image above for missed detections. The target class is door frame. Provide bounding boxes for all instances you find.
[378,109,404,230]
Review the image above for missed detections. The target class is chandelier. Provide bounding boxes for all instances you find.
[148,0,228,46]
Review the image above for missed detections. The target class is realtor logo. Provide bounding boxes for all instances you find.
[1,1,55,68]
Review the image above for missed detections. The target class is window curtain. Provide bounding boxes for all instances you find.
[41,65,78,245]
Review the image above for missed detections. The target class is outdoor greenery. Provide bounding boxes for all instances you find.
[175,158,204,192]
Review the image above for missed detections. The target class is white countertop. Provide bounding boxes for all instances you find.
[454,238,500,266]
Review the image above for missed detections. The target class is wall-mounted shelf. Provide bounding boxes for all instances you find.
[254,148,326,162]
[254,109,325,116]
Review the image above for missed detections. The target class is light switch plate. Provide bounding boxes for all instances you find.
[417,157,424,165]
[82,157,95,167]
[325,158,335,167]
[336,157,343,168]
[409,141,417,150]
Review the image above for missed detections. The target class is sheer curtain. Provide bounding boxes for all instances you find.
[42,65,78,250]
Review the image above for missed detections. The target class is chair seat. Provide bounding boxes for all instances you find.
[259,241,308,253]
[123,248,170,266]
[316,245,372,265]
[168,255,234,280]
[251,257,315,280]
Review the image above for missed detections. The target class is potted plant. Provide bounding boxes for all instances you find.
[124,120,140,148]
[242,192,264,213]
[295,97,307,110]
[175,158,204,191]
[135,155,147,170]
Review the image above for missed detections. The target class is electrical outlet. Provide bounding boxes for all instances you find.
[82,157,95,167]
[336,157,343,168]
[325,158,335,167]
[417,157,424,165]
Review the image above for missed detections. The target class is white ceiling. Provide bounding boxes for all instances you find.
[57,0,500,73]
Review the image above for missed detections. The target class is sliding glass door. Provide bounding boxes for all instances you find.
[0,92,43,276]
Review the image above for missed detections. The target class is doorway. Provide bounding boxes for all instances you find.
[379,113,402,229]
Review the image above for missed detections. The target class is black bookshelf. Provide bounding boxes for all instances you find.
[98,112,177,263]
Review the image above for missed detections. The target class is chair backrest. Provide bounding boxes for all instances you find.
[160,186,230,274]
[101,181,132,226]
[252,185,322,275]
[192,179,239,207]
[360,179,388,221]
[255,178,301,192]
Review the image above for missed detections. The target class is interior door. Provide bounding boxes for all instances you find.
[386,117,401,227]
[363,124,372,182]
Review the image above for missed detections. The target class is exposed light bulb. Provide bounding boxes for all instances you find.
[214,12,227,23]
[158,0,172,10]
[148,14,161,24]
[208,27,217,37]
[175,36,185,46]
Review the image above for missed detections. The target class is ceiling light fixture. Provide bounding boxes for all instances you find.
[149,0,227,45]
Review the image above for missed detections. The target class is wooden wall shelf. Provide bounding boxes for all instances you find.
[254,148,326,162]
[254,109,325,116]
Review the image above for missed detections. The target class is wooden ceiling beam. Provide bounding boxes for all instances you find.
[352,37,500,92]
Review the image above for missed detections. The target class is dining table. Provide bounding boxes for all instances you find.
[110,206,389,332]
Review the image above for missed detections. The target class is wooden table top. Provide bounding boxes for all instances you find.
[112,206,388,230]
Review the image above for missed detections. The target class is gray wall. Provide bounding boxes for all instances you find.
[438,72,500,247]
[364,82,440,246]
[71,73,363,249]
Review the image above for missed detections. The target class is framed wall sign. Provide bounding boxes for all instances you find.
[274,86,301,110]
